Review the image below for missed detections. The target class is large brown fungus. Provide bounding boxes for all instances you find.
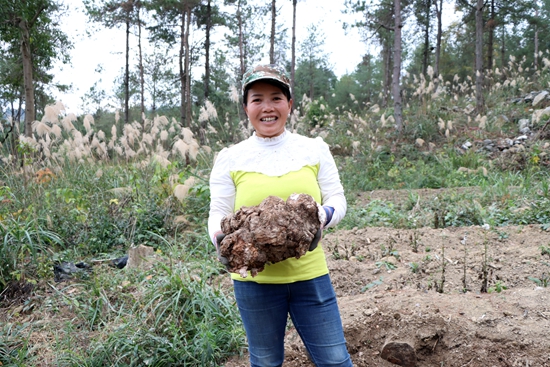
[219,193,321,277]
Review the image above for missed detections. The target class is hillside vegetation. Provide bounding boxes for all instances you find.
[1,57,550,366]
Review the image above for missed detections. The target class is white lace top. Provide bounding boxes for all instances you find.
[208,130,346,242]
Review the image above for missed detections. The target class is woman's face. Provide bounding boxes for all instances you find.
[243,81,293,138]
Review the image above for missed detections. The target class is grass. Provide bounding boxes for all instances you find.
[1,56,550,366]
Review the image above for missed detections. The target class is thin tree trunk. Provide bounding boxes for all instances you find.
[179,9,186,125]
[434,0,442,78]
[291,0,297,103]
[137,3,145,126]
[500,24,505,71]
[475,0,485,113]
[382,41,392,107]
[19,20,34,137]
[392,0,403,132]
[124,17,130,124]
[422,0,431,76]
[308,56,314,100]
[204,0,212,100]
[238,1,245,78]
[184,5,192,128]
[487,0,495,72]
[270,0,276,64]
[534,5,539,69]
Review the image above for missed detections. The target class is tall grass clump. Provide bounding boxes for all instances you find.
[57,262,244,367]
[0,322,32,366]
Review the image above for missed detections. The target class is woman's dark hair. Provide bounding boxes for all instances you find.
[243,79,292,106]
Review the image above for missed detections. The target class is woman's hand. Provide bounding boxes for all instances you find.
[309,228,322,251]
[214,231,230,269]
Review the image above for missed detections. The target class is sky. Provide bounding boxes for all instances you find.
[52,0,366,114]
[52,0,458,115]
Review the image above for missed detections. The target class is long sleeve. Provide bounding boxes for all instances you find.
[208,148,235,243]
[315,137,346,228]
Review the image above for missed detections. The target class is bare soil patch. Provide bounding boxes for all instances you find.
[224,190,550,367]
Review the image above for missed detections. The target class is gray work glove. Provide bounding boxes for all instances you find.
[215,232,230,269]
[309,228,322,251]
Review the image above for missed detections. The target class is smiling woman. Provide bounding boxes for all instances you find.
[208,64,353,367]
[242,65,294,138]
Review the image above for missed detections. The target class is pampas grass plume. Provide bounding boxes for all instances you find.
[188,141,199,160]
[173,184,190,202]
[181,127,194,144]
[173,139,189,158]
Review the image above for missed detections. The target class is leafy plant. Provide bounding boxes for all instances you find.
[0,322,32,366]
[488,281,508,293]
[361,277,384,292]
[0,216,62,290]
[375,260,397,270]
[528,275,549,287]
[409,262,420,273]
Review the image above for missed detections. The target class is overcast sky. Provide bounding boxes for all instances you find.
[52,0,458,115]
[52,0,366,114]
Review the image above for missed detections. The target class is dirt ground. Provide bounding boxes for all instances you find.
[224,189,550,367]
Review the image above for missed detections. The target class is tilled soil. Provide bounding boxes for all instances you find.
[224,191,550,367]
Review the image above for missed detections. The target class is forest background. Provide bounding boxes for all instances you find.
[2,0,550,366]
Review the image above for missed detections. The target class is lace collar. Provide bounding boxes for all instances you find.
[251,129,289,147]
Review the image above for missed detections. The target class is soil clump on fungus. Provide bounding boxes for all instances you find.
[219,194,320,277]
[223,189,550,367]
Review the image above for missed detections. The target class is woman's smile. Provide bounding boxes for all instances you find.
[243,81,293,138]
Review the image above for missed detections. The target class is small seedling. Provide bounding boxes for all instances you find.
[495,230,508,240]
[480,230,490,293]
[540,245,550,256]
[409,262,420,273]
[361,277,383,292]
[409,230,420,253]
[376,261,397,270]
[528,274,549,287]
[435,238,446,293]
[461,234,469,293]
[488,281,508,293]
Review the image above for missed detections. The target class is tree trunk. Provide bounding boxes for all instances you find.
[291,0,297,103]
[534,5,539,69]
[475,0,485,113]
[270,0,276,64]
[184,5,192,128]
[179,9,186,125]
[308,58,314,100]
[204,0,212,100]
[124,17,130,124]
[500,24,505,71]
[19,19,34,137]
[487,0,495,72]
[392,0,403,132]
[382,41,392,107]
[137,3,145,126]
[422,0,431,76]
[238,1,245,79]
[433,0,442,78]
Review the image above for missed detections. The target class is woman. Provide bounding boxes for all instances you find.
[208,64,352,367]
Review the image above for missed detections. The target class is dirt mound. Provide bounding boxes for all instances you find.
[224,224,550,366]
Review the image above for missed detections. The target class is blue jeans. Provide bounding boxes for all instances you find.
[233,274,353,367]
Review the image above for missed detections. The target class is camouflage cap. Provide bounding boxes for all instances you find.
[242,64,291,96]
